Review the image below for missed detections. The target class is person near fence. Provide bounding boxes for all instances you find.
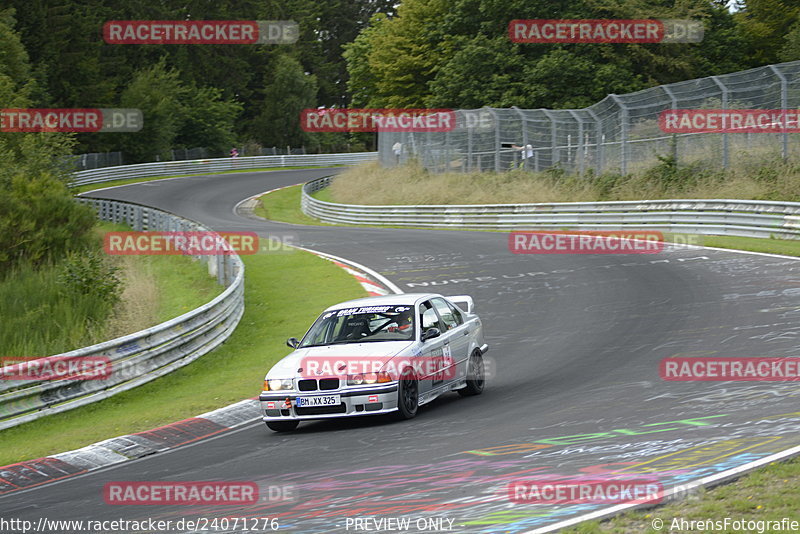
[511,143,534,169]
[230,147,239,158]
[392,142,403,164]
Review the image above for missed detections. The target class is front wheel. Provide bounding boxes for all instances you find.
[395,368,419,420]
[458,350,485,397]
[266,420,299,432]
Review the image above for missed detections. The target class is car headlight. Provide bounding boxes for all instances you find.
[347,372,392,385]
[265,378,293,391]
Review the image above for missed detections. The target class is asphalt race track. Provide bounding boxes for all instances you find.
[3,168,800,533]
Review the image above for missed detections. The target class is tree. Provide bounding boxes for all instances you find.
[116,59,185,162]
[780,21,800,61]
[347,0,750,110]
[0,10,95,275]
[249,54,317,148]
[175,85,243,155]
[735,0,799,65]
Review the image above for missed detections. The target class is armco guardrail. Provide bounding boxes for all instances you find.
[302,176,800,239]
[72,152,377,187]
[0,199,244,430]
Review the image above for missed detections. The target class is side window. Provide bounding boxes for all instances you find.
[446,301,464,325]
[432,298,458,331]
[420,301,443,333]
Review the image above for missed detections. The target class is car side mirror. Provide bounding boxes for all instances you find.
[286,337,300,349]
[421,328,440,342]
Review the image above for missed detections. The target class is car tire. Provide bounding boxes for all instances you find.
[266,420,299,432]
[396,368,419,420]
[458,349,485,397]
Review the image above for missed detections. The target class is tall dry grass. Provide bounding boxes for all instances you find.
[104,255,159,340]
[328,157,800,205]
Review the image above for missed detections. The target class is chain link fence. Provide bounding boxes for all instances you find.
[379,61,800,175]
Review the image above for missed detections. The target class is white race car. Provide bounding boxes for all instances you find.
[259,293,488,431]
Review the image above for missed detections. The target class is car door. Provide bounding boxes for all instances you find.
[431,297,469,383]
[418,300,449,397]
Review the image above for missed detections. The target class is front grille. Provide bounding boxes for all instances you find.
[297,378,340,391]
[295,403,347,416]
[298,379,317,391]
[319,378,339,390]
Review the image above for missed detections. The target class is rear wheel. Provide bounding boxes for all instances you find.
[396,368,419,420]
[266,420,299,432]
[458,350,485,397]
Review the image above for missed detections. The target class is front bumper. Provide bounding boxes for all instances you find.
[259,383,399,421]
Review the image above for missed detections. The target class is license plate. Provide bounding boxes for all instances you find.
[296,395,340,407]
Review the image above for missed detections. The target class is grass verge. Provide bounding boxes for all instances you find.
[0,247,366,465]
[564,457,800,533]
[0,222,221,357]
[252,184,331,226]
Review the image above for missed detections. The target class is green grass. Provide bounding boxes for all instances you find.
[564,457,800,533]
[0,248,366,465]
[311,187,335,203]
[0,222,221,357]
[146,253,223,323]
[252,184,331,226]
[72,165,344,194]
[702,234,800,257]
[0,261,112,357]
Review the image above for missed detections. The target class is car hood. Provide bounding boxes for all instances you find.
[265,341,416,379]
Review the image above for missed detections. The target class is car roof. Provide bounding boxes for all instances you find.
[321,293,441,312]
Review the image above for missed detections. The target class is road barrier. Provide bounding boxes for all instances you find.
[72,152,377,187]
[0,199,244,430]
[302,175,800,239]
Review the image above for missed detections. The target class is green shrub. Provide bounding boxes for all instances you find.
[57,249,122,306]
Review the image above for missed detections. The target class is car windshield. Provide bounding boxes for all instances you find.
[299,304,415,347]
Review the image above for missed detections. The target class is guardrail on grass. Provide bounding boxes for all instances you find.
[302,175,800,239]
[0,199,245,430]
[72,152,378,187]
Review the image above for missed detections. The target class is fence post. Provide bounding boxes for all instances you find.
[542,110,557,169]
[769,65,789,162]
[466,111,474,172]
[487,108,501,172]
[709,76,729,168]
[586,108,603,174]
[512,106,528,170]
[445,127,451,172]
[568,110,584,174]
[609,95,628,174]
